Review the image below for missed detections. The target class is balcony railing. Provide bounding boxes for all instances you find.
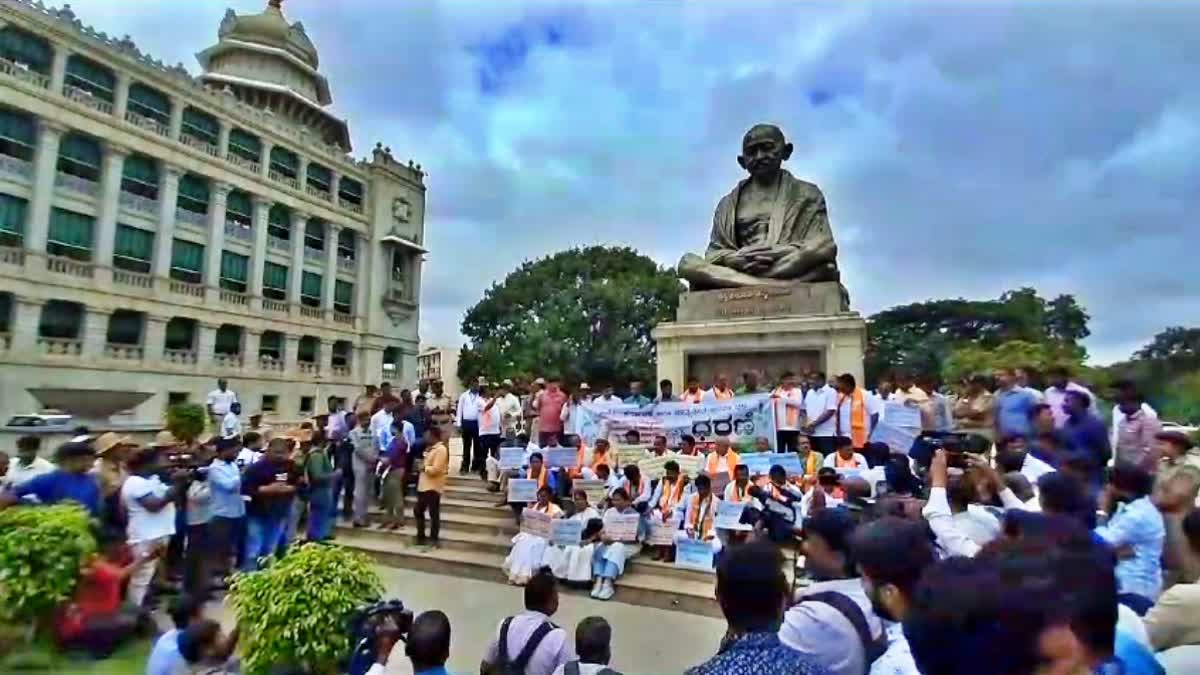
[303,246,323,262]
[299,306,324,320]
[38,337,82,356]
[0,154,33,182]
[113,269,153,288]
[214,353,243,369]
[181,134,221,158]
[169,279,204,297]
[164,348,197,365]
[263,298,289,313]
[331,365,350,378]
[104,343,143,360]
[337,256,355,273]
[267,235,289,252]
[306,185,332,202]
[298,362,318,376]
[333,312,355,326]
[119,191,159,215]
[0,246,25,267]
[175,208,207,228]
[55,172,99,197]
[258,355,284,372]
[226,153,260,174]
[219,289,248,306]
[46,255,93,278]
[339,197,364,214]
[125,111,170,138]
[268,170,299,190]
[0,57,49,89]
[224,222,252,242]
[63,85,114,114]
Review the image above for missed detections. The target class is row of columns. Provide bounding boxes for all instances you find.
[18,120,361,313]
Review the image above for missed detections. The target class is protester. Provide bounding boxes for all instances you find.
[544,489,603,585]
[207,437,243,579]
[240,438,301,571]
[537,377,569,450]
[656,378,676,403]
[992,367,1038,439]
[1061,389,1112,477]
[709,373,735,401]
[478,386,504,480]
[182,447,214,599]
[305,431,339,541]
[380,416,413,531]
[802,371,839,454]
[623,380,650,406]
[680,376,706,404]
[676,473,721,561]
[687,541,827,674]
[5,434,54,488]
[505,485,565,585]
[833,373,879,453]
[0,441,100,516]
[649,461,690,561]
[1096,462,1166,615]
[482,567,574,675]
[738,370,763,395]
[416,425,449,549]
[350,411,378,528]
[1114,390,1164,472]
[354,384,379,418]
[591,488,641,601]
[770,371,806,452]
[821,436,867,471]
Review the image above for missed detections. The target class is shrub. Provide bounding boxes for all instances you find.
[165,402,207,443]
[0,504,96,626]
[228,543,383,675]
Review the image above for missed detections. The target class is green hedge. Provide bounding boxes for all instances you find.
[0,504,96,626]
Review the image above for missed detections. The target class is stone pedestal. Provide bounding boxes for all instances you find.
[653,282,866,387]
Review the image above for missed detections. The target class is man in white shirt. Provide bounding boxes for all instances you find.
[205,378,238,426]
[771,371,806,452]
[457,383,484,475]
[593,386,623,405]
[481,569,574,675]
[852,517,935,675]
[122,447,183,606]
[220,402,243,439]
[499,380,524,440]
[1043,367,1099,429]
[5,435,55,488]
[803,371,839,456]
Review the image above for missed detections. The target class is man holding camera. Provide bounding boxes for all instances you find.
[240,438,301,570]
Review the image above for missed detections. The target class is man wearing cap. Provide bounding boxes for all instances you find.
[92,432,133,526]
[427,381,453,440]
[1158,430,1200,478]
[0,441,101,516]
[5,435,54,489]
[205,379,238,429]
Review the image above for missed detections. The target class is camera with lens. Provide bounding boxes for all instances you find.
[911,431,987,470]
[347,599,414,675]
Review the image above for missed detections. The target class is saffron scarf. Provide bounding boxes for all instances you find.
[837,388,868,448]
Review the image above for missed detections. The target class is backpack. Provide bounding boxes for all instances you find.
[492,616,555,675]
[565,661,622,675]
[799,591,888,673]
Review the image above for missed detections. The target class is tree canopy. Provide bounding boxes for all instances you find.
[457,246,681,387]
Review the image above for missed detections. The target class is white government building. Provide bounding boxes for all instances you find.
[0,0,427,425]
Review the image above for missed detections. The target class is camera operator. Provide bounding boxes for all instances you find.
[182,444,215,599]
[122,446,189,607]
[800,468,844,518]
[744,465,804,544]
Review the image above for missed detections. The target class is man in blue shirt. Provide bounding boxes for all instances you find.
[1062,390,1113,481]
[0,441,100,516]
[1096,463,1165,616]
[208,437,244,578]
[993,367,1038,439]
[622,380,651,406]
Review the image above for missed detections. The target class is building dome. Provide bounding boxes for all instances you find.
[219,0,318,69]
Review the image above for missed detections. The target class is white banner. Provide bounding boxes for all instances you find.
[575,394,777,452]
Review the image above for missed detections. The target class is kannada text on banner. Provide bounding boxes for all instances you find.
[575,394,777,452]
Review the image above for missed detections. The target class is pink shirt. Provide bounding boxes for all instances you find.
[538,388,568,434]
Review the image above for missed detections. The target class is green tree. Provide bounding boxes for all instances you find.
[165,402,206,443]
[1103,326,1200,423]
[458,246,681,387]
[941,340,1085,385]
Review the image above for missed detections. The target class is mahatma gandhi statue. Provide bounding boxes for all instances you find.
[678,124,841,291]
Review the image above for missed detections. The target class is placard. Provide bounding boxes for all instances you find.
[507,478,538,503]
[836,467,864,480]
[675,538,715,572]
[714,500,750,531]
[638,454,671,480]
[709,472,731,497]
[883,402,921,429]
[498,447,525,471]
[647,515,681,546]
[870,421,919,455]
[674,454,704,477]
[551,519,583,546]
[545,447,578,469]
[604,512,640,542]
[575,479,608,506]
[740,453,772,476]
[768,452,804,477]
[520,509,552,538]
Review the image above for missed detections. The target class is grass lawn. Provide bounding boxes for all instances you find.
[0,638,150,674]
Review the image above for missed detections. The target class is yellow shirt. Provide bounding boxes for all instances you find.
[418,442,449,493]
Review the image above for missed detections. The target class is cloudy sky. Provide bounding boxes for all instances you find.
[66,0,1199,364]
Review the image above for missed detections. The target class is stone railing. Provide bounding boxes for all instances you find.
[336,256,355,273]
[0,246,26,267]
[169,279,204,297]
[219,289,248,306]
[213,352,243,369]
[0,56,50,89]
[298,362,318,376]
[113,268,153,288]
[0,154,34,182]
[263,298,289,313]
[267,235,289,252]
[46,255,93,278]
[303,246,323,262]
[224,222,252,242]
[181,134,220,158]
[331,365,350,378]
[226,153,260,174]
[125,111,170,138]
[333,312,355,326]
[268,170,299,190]
[104,343,143,360]
[55,171,99,197]
[38,336,82,356]
[299,306,324,320]
[175,207,207,229]
[306,185,332,202]
[339,197,364,215]
[258,355,284,372]
[63,84,114,114]
[164,348,197,365]
[119,191,159,215]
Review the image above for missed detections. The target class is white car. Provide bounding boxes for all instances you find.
[4,413,74,429]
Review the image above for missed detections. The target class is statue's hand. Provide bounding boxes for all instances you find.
[727,245,777,273]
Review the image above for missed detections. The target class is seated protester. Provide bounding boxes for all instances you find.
[553,616,622,675]
[146,595,203,675]
[881,453,921,498]
[675,474,722,562]
[54,528,153,659]
[1145,508,1200,652]
[794,435,824,488]
[580,438,616,480]
[544,489,604,586]
[0,441,101,516]
[645,434,672,459]
[1096,462,1166,616]
[704,437,740,494]
[176,618,240,675]
[800,468,844,519]
[619,464,651,512]
[509,452,556,524]
[780,507,886,675]
[944,471,1001,548]
[678,434,700,456]
[687,542,828,675]
[649,461,690,561]
[553,434,589,501]
[591,488,642,601]
[821,436,867,471]
[721,465,755,547]
[485,432,526,489]
[505,486,565,585]
[482,568,574,675]
[904,527,1164,675]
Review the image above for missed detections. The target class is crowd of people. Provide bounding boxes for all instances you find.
[2,362,1200,673]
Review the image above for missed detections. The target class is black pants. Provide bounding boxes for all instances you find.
[809,435,836,456]
[335,447,355,518]
[460,420,480,473]
[209,516,242,576]
[59,608,150,659]
[777,430,801,453]
[183,523,210,599]
[415,490,441,543]
[479,434,502,477]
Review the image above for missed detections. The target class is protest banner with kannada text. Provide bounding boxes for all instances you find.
[498,447,525,471]
[675,538,715,572]
[576,395,776,452]
[520,509,552,539]
[507,479,538,503]
[647,515,682,546]
[576,479,608,506]
[714,500,750,531]
[545,447,578,469]
[551,519,583,547]
[604,513,640,542]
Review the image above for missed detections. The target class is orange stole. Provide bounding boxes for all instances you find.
[711,387,735,401]
[527,465,548,489]
[705,450,740,480]
[772,387,803,428]
[622,476,646,499]
[838,388,868,448]
[568,442,589,479]
[689,493,716,540]
[658,477,687,512]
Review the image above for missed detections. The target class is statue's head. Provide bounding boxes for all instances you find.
[738,124,793,178]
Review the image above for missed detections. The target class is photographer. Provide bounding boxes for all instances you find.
[182,444,214,599]
[122,446,187,607]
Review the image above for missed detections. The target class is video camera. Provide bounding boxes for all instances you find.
[910,431,989,470]
[347,599,415,675]
[742,484,801,544]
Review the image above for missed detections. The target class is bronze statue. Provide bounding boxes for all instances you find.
[678,124,840,290]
